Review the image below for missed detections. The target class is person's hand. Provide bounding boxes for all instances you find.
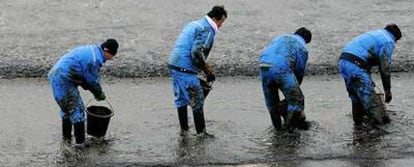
[385,90,392,103]
[95,92,106,101]
[206,73,216,82]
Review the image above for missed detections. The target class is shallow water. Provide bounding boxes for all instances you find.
[0,73,414,166]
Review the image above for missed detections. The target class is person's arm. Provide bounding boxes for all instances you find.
[191,28,215,82]
[83,48,105,100]
[84,64,104,99]
[203,43,213,59]
[191,28,211,73]
[378,43,393,102]
[295,46,309,85]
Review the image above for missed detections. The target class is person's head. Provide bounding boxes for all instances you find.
[384,23,402,41]
[207,6,227,29]
[101,39,119,60]
[294,27,312,44]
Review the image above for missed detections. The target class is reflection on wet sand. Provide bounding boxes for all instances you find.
[175,135,215,166]
[55,137,112,166]
[350,123,391,167]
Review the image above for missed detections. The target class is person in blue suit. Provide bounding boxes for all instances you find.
[259,27,312,131]
[339,24,402,126]
[48,39,119,147]
[168,6,227,137]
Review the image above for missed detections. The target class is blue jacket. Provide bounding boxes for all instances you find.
[259,34,309,83]
[48,44,106,96]
[342,29,395,73]
[169,17,216,74]
[341,29,395,90]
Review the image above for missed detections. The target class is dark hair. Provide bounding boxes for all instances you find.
[294,27,312,44]
[101,39,119,55]
[207,6,227,20]
[384,23,402,41]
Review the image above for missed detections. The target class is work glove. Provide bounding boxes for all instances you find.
[385,90,392,103]
[206,73,216,82]
[95,92,106,101]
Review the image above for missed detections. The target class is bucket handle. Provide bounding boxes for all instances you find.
[85,99,115,118]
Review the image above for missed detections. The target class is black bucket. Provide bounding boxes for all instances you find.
[86,105,114,137]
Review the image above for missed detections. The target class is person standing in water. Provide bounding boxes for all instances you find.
[338,24,402,126]
[168,6,227,137]
[48,39,119,148]
[259,27,312,131]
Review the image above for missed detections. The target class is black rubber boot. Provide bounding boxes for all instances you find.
[193,110,206,133]
[62,118,72,142]
[193,110,214,138]
[269,110,282,130]
[177,106,189,135]
[383,113,391,124]
[279,100,288,121]
[74,122,86,147]
[295,112,309,130]
[352,102,365,126]
[285,112,301,133]
[369,106,385,125]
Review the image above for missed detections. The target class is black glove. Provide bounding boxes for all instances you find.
[385,90,392,103]
[95,92,106,101]
[206,73,216,82]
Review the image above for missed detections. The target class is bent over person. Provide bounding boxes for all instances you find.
[259,27,312,131]
[48,39,118,148]
[339,24,402,126]
[168,6,227,137]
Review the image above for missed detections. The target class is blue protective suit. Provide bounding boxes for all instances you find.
[168,17,216,109]
[48,44,106,123]
[259,34,309,114]
[339,29,395,111]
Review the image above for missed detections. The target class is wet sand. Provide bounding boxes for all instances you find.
[0,0,414,78]
[1,73,413,166]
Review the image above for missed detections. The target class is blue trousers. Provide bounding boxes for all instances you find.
[339,60,382,112]
[49,75,85,123]
[169,69,204,113]
[260,66,304,114]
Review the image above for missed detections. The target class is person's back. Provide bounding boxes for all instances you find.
[260,34,308,71]
[342,29,395,63]
[168,21,197,70]
[49,45,105,86]
[48,39,118,148]
[338,24,402,126]
[167,6,227,137]
[259,27,311,131]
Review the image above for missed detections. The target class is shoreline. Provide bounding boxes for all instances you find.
[1,62,412,79]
